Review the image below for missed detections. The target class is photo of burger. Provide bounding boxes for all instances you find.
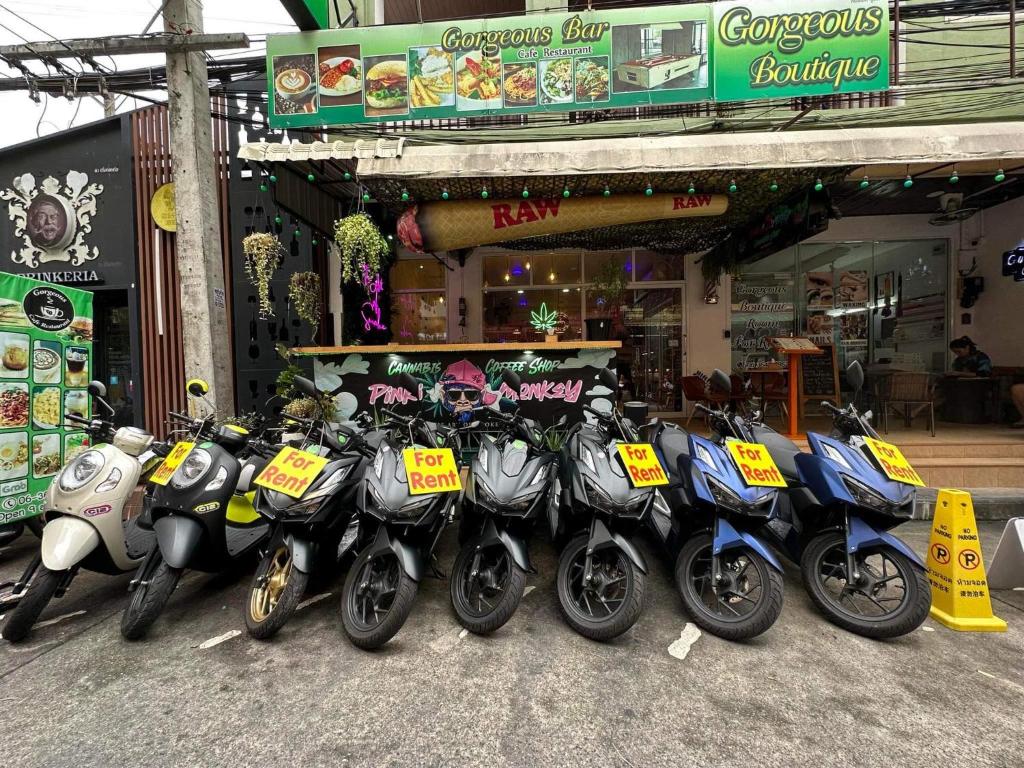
[363,56,409,116]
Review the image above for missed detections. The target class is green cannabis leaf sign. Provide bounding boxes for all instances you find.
[530,302,559,334]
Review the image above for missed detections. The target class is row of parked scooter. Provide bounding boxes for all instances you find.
[1,363,930,648]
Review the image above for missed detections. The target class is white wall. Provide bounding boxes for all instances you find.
[685,254,731,376]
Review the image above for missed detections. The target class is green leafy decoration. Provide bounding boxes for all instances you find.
[530,302,559,334]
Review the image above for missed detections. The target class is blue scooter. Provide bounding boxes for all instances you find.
[646,370,785,641]
[748,361,930,639]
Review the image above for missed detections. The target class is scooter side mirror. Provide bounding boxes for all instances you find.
[293,376,319,398]
[186,378,209,398]
[499,368,522,392]
[87,380,107,398]
[709,369,731,394]
[846,360,865,395]
[598,367,618,391]
[397,372,420,395]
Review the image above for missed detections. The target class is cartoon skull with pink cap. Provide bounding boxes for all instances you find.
[439,359,496,422]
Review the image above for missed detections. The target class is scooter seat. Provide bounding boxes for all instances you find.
[658,429,690,478]
[751,425,802,482]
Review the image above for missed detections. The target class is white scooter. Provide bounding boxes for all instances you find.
[1,382,164,643]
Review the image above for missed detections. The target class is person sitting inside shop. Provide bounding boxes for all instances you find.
[948,336,992,377]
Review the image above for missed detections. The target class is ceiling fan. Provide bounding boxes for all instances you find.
[928,192,979,225]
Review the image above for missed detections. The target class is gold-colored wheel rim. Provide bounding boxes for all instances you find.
[250,546,292,623]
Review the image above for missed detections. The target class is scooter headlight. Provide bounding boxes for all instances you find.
[477,446,489,474]
[170,449,212,490]
[843,477,901,512]
[580,445,597,474]
[59,450,106,492]
[96,468,123,494]
[707,477,774,517]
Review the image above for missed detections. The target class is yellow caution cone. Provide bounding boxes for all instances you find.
[926,489,1006,632]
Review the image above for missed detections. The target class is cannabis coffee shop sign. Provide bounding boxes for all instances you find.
[266,0,888,128]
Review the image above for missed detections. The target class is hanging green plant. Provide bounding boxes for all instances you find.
[242,232,284,318]
[289,271,322,340]
[334,212,390,284]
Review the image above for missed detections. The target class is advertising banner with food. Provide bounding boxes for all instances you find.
[0,272,93,525]
[267,4,712,127]
[266,2,888,128]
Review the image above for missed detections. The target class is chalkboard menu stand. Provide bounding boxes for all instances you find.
[770,337,822,438]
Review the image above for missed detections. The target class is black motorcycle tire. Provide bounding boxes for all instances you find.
[675,534,784,641]
[556,533,645,642]
[449,540,527,635]
[2,566,64,643]
[801,532,931,639]
[244,544,310,640]
[340,547,418,650]
[120,555,182,641]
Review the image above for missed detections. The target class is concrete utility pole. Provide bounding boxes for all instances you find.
[163,0,235,412]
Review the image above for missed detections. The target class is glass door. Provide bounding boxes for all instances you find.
[614,287,685,414]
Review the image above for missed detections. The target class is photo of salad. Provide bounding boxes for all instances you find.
[32,432,61,478]
[502,63,537,107]
[456,51,502,110]
[540,58,573,105]
[575,57,610,102]
[64,432,90,463]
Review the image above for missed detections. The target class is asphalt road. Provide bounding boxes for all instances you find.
[0,521,1021,768]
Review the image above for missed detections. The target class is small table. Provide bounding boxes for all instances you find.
[770,338,822,438]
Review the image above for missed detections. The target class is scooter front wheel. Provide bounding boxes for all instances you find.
[2,566,64,643]
[675,534,783,641]
[450,539,526,635]
[556,533,645,641]
[245,543,309,640]
[120,554,181,641]
[801,532,930,639]
[340,547,417,650]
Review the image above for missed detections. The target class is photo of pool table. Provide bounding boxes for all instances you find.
[614,53,702,90]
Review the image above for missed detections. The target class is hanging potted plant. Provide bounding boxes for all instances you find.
[289,271,322,342]
[334,212,390,285]
[586,257,627,340]
[242,232,284,318]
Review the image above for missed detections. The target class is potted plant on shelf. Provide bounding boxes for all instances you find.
[586,257,627,341]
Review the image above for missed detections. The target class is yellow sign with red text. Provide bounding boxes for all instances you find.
[726,441,787,487]
[616,443,668,487]
[403,448,462,495]
[253,446,329,498]
[150,441,195,486]
[864,437,925,487]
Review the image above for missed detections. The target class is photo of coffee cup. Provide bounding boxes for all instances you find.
[66,347,87,373]
[40,305,64,320]
[276,67,313,100]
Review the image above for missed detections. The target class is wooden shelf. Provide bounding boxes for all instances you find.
[292,341,622,355]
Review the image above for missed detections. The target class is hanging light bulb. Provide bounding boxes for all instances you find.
[949,169,959,184]
[548,270,556,282]
[294,228,301,238]
[259,183,268,193]
[307,172,315,182]
[603,185,611,197]
[525,260,531,271]
[813,178,824,192]
[343,171,352,181]
[687,182,696,195]
[503,271,511,283]
[728,179,738,193]
[859,175,870,189]
[269,174,277,183]
[994,168,1006,182]
[562,186,571,198]
[903,175,914,189]
[769,180,779,192]
[362,191,371,202]
[441,188,450,200]
[274,214,282,225]
[644,183,653,196]
[522,186,530,199]
[481,186,489,199]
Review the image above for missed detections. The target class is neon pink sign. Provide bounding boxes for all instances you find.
[360,263,387,332]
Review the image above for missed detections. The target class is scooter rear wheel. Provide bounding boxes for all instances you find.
[341,547,417,650]
[450,539,526,635]
[2,566,64,643]
[245,544,309,640]
[675,534,783,641]
[120,554,181,641]
[801,532,931,639]
[556,533,645,641]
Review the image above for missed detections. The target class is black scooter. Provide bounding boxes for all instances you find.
[120,381,274,640]
[244,376,380,639]
[339,405,466,650]
[553,368,653,641]
[453,369,565,634]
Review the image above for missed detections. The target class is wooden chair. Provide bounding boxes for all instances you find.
[878,372,935,437]
[681,376,729,427]
[760,372,790,421]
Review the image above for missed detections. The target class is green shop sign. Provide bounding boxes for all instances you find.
[266,0,888,129]
[0,272,94,525]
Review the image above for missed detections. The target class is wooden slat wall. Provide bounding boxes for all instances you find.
[130,104,234,438]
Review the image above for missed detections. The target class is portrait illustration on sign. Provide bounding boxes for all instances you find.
[1,171,103,267]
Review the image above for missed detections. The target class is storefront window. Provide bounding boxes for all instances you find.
[392,257,447,343]
[482,288,582,342]
[618,288,685,412]
[634,249,685,282]
[483,251,580,288]
[732,239,949,375]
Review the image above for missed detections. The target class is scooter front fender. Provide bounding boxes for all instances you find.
[154,515,204,570]
[588,518,648,575]
[41,516,100,571]
[286,534,317,574]
[847,515,925,570]
[478,517,533,573]
[713,517,784,574]
[365,525,424,583]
